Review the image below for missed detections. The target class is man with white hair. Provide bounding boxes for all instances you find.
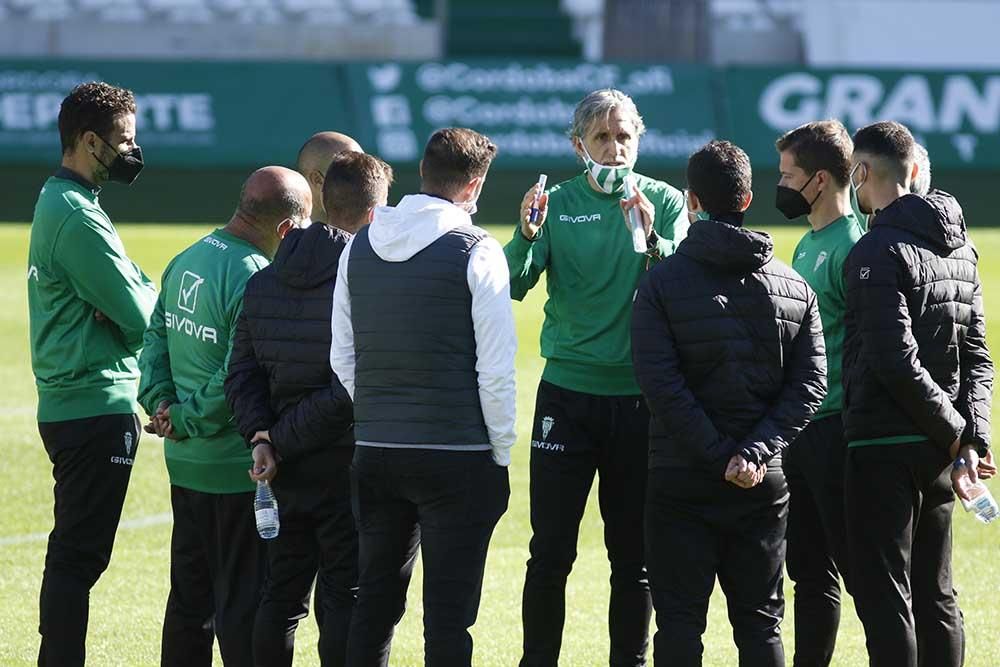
[507,88,688,666]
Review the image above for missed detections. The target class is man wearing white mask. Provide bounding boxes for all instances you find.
[506,88,688,667]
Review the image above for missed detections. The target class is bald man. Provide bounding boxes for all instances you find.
[139,167,312,667]
[297,131,363,225]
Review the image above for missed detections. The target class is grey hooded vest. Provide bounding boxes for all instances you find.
[347,224,491,450]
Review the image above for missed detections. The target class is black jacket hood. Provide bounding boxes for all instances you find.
[677,219,774,273]
[272,223,352,289]
[872,190,967,252]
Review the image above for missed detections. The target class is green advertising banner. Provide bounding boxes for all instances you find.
[723,67,1000,169]
[342,61,718,168]
[2,60,999,172]
[0,60,350,168]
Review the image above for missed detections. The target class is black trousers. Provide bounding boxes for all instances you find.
[845,442,964,667]
[37,413,140,667]
[645,467,787,667]
[346,447,509,667]
[161,485,267,667]
[520,381,651,667]
[254,448,358,667]
[783,414,850,667]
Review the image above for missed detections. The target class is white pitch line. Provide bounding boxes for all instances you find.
[0,512,172,546]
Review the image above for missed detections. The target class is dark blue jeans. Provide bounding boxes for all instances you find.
[346,447,509,667]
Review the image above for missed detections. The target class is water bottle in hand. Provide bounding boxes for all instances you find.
[954,458,999,524]
[254,480,280,539]
[623,174,647,254]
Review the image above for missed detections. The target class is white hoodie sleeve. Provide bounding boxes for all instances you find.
[330,237,356,399]
[467,236,518,466]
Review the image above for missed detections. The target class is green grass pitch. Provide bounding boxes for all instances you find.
[0,222,998,665]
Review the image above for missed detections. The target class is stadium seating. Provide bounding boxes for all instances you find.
[711,0,802,30]
[561,0,602,61]
[0,0,423,24]
[445,0,581,58]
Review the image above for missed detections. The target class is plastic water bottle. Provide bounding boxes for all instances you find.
[954,458,999,524]
[623,174,647,254]
[254,480,280,539]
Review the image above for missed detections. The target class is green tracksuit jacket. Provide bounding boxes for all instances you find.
[791,213,865,419]
[505,171,687,395]
[27,168,157,422]
[138,228,269,494]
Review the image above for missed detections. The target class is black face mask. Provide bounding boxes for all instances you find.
[94,134,144,185]
[775,172,820,220]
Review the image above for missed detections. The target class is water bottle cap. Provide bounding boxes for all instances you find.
[954,457,967,470]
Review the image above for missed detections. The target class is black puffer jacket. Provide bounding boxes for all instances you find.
[842,191,993,453]
[224,223,354,466]
[631,216,827,475]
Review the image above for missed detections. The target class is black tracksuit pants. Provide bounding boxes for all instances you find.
[161,485,266,667]
[346,447,509,667]
[645,467,788,667]
[37,413,141,667]
[783,414,851,667]
[254,447,358,667]
[845,441,964,667]
[520,381,651,667]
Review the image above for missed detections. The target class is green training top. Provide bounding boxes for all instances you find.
[138,229,269,494]
[27,169,157,422]
[791,213,864,419]
[505,171,687,395]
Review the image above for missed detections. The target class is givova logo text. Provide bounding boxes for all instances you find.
[166,311,218,344]
[559,213,602,224]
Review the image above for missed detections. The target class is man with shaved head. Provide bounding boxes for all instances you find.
[225,152,393,666]
[139,166,312,666]
[297,131,363,225]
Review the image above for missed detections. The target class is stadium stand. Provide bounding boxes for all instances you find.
[445,0,581,58]
[0,0,440,58]
[0,0,598,60]
[0,0,424,24]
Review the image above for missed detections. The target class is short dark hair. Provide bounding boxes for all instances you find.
[58,82,136,155]
[686,140,753,216]
[323,152,394,224]
[775,120,853,187]
[852,121,915,182]
[421,128,497,194]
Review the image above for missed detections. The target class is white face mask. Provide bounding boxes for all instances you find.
[456,181,482,216]
[849,162,872,216]
[277,217,310,237]
[457,197,478,216]
[579,142,633,195]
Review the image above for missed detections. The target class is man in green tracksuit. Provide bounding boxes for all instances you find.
[138,166,312,667]
[773,120,864,666]
[27,81,156,667]
[508,88,687,667]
